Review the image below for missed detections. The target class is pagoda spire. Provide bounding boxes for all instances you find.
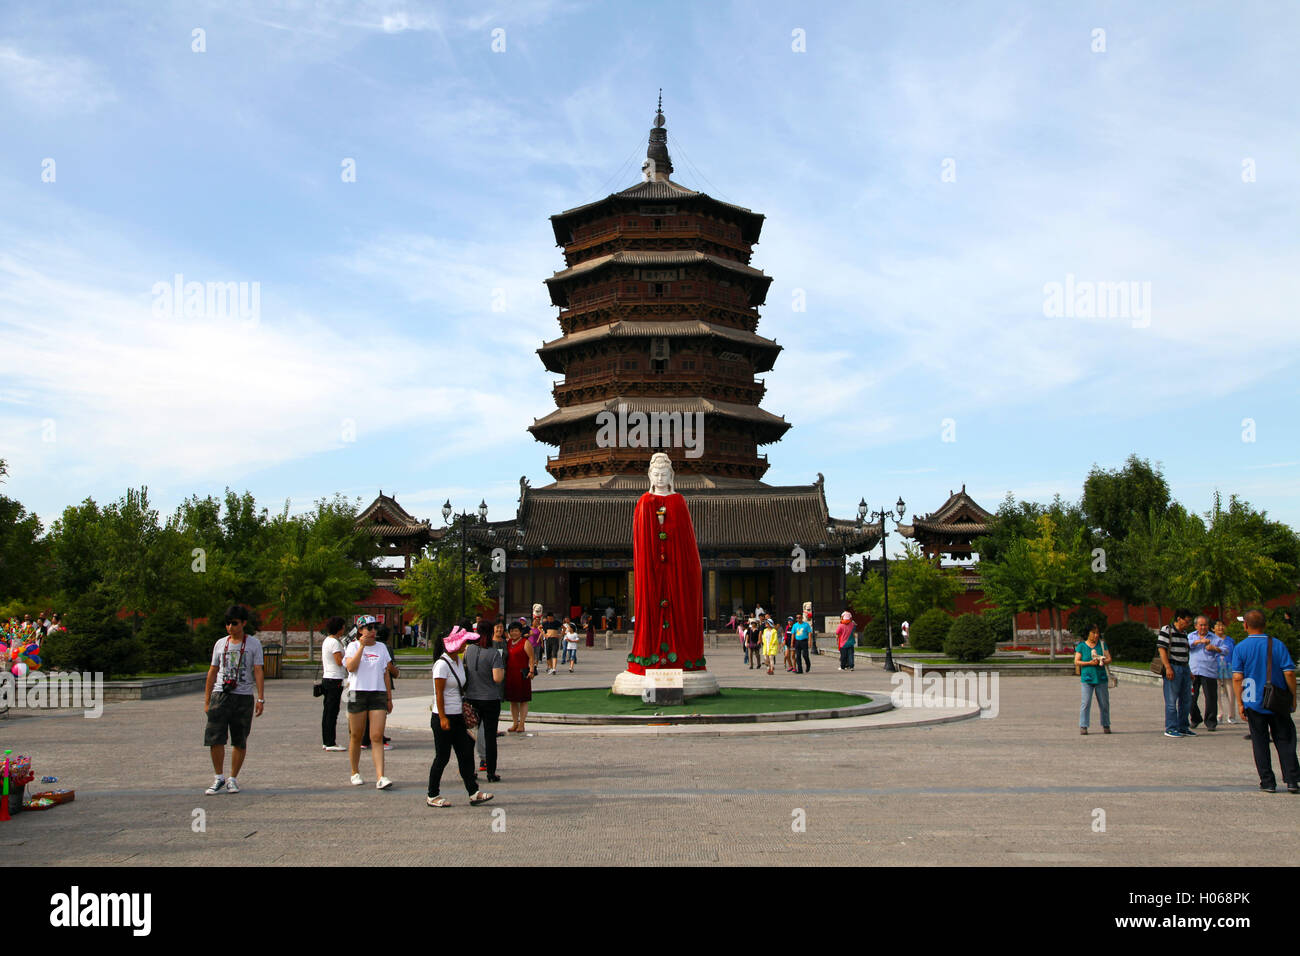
[643,88,673,182]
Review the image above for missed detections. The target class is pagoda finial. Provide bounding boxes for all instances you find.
[643,89,673,182]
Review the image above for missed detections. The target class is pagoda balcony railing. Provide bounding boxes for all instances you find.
[558,369,764,386]
[564,287,761,313]
[547,448,768,469]
[566,226,751,254]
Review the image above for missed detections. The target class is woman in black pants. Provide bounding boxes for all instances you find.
[465,620,505,782]
[427,622,494,808]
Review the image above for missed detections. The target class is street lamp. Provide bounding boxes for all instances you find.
[863,496,907,672]
[442,498,488,618]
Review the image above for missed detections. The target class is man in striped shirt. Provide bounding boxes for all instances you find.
[1158,609,1195,737]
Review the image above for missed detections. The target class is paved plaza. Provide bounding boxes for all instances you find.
[2,647,1296,866]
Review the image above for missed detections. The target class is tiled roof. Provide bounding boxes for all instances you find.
[899,485,993,540]
[508,482,880,552]
[552,178,763,229]
[527,396,791,443]
[537,319,780,369]
[545,250,767,285]
[356,492,431,535]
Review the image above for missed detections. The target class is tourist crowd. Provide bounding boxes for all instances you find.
[196,601,1298,801]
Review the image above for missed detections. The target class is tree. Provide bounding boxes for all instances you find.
[846,543,962,623]
[1024,514,1093,659]
[1082,455,1171,619]
[398,551,489,638]
[1164,492,1295,620]
[47,498,107,602]
[0,492,45,603]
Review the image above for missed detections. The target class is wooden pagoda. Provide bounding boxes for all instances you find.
[529,97,788,485]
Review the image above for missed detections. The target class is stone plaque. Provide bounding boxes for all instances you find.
[641,668,685,705]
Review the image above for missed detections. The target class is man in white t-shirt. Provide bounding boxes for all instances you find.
[202,605,265,795]
[901,620,910,646]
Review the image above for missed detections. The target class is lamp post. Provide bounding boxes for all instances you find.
[862,496,906,672]
[442,498,488,619]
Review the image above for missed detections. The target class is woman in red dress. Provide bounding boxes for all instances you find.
[503,619,536,733]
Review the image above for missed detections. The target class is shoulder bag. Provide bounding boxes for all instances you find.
[442,658,479,731]
[1261,636,1294,714]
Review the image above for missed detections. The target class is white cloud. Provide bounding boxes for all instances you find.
[0,44,115,111]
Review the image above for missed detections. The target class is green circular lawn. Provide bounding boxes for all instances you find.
[530,687,870,716]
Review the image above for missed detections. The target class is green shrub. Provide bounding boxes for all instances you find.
[1068,606,1109,641]
[943,613,997,662]
[863,617,903,647]
[909,608,954,652]
[139,604,194,672]
[1102,620,1155,662]
[45,584,143,677]
[980,603,1016,643]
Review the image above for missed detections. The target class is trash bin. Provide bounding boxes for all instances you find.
[261,643,283,679]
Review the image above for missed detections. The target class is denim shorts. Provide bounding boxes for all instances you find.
[346,689,389,714]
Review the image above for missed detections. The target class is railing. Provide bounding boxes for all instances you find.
[546,449,769,468]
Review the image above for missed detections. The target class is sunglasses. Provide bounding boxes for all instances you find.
[225,619,244,627]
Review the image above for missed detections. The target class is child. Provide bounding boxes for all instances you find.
[561,621,580,672]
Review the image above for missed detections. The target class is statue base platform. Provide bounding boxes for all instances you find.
[611,669,720,700]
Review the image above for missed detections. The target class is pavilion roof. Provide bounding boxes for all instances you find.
[898,485,994,538]
[356,491,432,541]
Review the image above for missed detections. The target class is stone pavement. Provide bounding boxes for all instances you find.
[2,646,1296,866]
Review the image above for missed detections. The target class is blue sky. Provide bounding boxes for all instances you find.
[2,0,1298,546]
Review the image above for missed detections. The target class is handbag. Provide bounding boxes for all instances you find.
[1150,653,1167,677]
[312,664,324,697]
[444,658,479,730]
[1261,635,1294,714]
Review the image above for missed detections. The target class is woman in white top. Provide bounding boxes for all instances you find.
[320,616,348,751]
[344,615,394,790]
[426,620,494,808]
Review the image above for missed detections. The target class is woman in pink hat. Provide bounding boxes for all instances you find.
[426,618,494,808]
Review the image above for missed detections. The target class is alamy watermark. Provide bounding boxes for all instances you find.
[595,402,704,459]
[1043,273,1150,328]
[1,671,104,718]
[890,663,1000,718]
[151,273,260,326]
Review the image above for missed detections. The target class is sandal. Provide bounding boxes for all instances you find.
[469,791,494,806]
[426,795,451,808]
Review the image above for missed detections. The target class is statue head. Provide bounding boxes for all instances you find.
[648,452,675,495]
[532,603,543,619]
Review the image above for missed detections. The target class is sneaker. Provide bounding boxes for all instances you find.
[350,773,364,786]
[1182,729,1198,737]
[204,776,226,795]
[1164,731,1183,738]
[479,761,488,772]
[225,777,240,794]
[1260,782,1276,793]
[323,744,345,751]
[377,776,393,790]
[360,743,370,750]
[383,743,393,751]
[1287,783,1300,795]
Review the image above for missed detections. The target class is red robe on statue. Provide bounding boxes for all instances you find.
[627,492,705,674]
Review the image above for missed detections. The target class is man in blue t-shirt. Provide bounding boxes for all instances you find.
[792,618,813,674]
[1231,608,1299,794]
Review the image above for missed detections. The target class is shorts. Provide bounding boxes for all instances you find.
[204,692,255,749]
[347,689,389,714]
[544,637,561,658]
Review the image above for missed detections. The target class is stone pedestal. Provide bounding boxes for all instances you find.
[611,669,720,700]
